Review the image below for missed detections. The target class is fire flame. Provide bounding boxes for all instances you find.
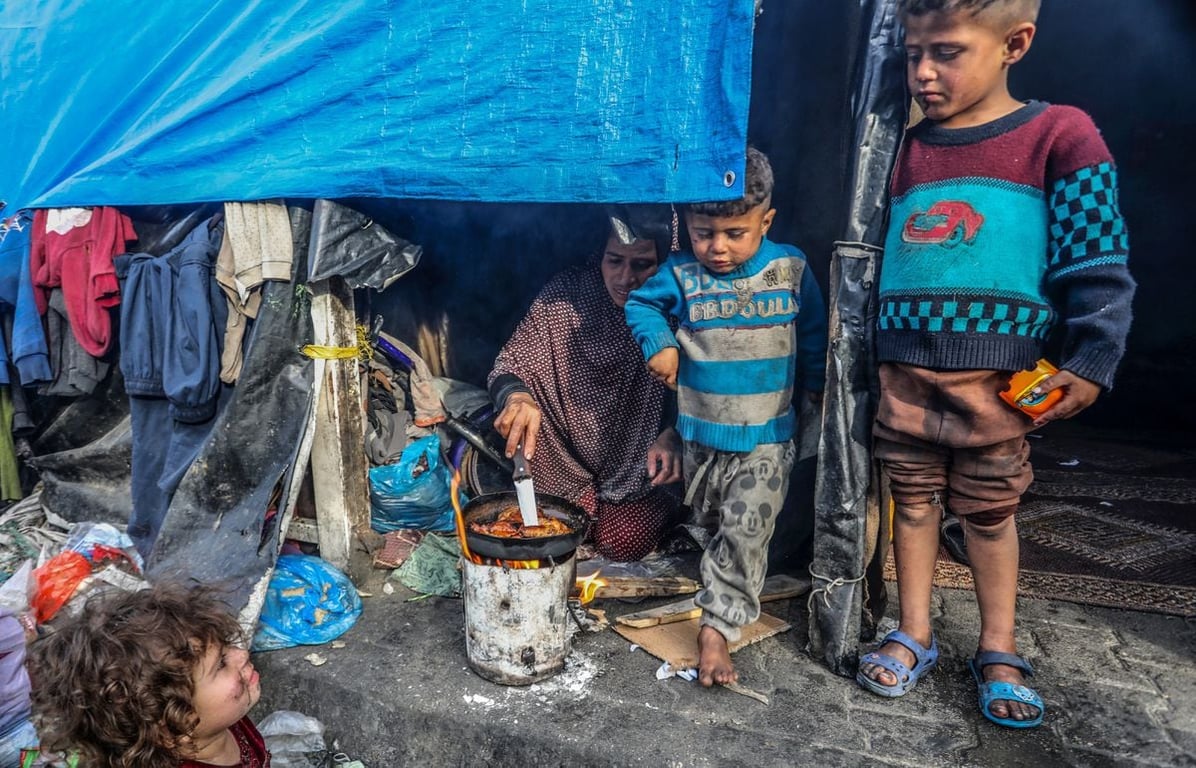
[452,468,542,569]
[451,468,483,565]
[575,572,606,605]
[502,558,541,569]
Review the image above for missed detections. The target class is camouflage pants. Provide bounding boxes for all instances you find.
[684,440,795,643]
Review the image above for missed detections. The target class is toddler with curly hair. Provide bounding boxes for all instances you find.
[26,584,268,767]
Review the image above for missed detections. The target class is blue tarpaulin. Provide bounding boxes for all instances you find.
[0,0,755,212]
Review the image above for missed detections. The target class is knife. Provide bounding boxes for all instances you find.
[511,443,539,527]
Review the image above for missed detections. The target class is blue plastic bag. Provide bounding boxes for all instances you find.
[252,555,363,652]
[369,434,459,533]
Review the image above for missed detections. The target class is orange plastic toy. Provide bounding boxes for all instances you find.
[999,359,1063,417]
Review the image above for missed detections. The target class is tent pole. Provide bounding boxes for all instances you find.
[308,275,377,585]
[808,0,905,676]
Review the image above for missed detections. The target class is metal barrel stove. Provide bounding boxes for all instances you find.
[460,491,587,685]
[462,556,575,685]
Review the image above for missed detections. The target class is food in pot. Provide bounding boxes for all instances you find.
[470,505,572,538]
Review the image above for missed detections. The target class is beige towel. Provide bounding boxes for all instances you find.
[215,230,261,383]
[215,201,293,383]
[224,200,293,303]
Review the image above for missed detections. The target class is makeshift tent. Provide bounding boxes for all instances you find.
[1,0,767,616]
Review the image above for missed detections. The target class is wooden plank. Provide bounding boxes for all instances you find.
[307,277,377,585]
[577,575,700,599]
[613,613,791,670]
[284,517,320,544]
[615,574,809,628]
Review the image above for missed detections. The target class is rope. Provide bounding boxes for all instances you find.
[300,324,374,361]
[807,566,866,613]
[682,452,717,507]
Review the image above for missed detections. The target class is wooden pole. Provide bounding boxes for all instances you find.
[308,276,377,585]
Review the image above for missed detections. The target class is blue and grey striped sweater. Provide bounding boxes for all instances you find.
[624,238,827,452]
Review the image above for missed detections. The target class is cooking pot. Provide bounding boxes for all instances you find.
[462,491,588,561]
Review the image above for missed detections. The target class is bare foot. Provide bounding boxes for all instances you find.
[858,631,929,689]
[981,661,1041,722]
[697,625,737,687]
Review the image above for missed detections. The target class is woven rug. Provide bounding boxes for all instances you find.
[884,425,1196,618]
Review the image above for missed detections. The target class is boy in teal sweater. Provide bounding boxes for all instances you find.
[857,0,1134,730]
[625,148,827,686]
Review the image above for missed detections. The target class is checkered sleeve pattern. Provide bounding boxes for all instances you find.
[1047,161,1129,280]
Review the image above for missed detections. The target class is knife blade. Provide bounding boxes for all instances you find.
[511,443,539,527]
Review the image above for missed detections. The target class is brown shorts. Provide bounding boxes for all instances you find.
[874,363,1033,515]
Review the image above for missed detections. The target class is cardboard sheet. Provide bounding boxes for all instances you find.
[613,613,791,669]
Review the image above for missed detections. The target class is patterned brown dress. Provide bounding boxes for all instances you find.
[489,261,678,560]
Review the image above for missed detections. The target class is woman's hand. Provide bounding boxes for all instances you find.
[646,348,679,390]
[647,427,683,485]
[493,392,542,458]
[1031,369,1102,427]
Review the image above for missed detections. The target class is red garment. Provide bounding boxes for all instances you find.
[582,486,678,561]
[893,103,1112,191]
[178,716,270,768]
[30,207,135,357]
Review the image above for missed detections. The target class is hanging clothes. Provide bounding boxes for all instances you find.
[0,389,21,501]
[215,200,293,384]
[115,216,228,557]
[223,200,294,294]
[30,206,136,358]
[0,211,51,385]
[40,288,110,397]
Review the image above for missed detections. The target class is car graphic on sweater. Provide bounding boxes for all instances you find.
[901,201,984,247]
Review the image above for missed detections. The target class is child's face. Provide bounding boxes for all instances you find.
[685,202,775,275]
[902,10,1035,129]
[190,643,261,740]
[600,234,660,307]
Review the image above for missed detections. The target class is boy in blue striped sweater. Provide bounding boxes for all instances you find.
[625,148,827,686]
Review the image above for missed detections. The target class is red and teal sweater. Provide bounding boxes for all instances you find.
[878,100,1135,390]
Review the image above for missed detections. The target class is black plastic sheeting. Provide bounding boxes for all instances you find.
[28,369,132,525]
[808,0,905,676]
[307,199,422,291]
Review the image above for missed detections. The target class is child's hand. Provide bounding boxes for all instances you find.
[647,427,683,485]
[646,348,679,390]
[1031,369,1102,427]
[18,612,38,643]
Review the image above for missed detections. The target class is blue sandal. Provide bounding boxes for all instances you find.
[856,630,940,697]
[968,651,1045,729]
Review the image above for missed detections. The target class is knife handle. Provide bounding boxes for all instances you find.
[511,443,531,480]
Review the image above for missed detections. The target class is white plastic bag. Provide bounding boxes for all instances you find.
[257,710,326,768]
[0,559,33,614]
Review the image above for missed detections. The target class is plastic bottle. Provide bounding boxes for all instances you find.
[999,359,1063,417]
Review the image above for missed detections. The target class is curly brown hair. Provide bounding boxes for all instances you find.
[26,583,244,768]
[685,146,774,218]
